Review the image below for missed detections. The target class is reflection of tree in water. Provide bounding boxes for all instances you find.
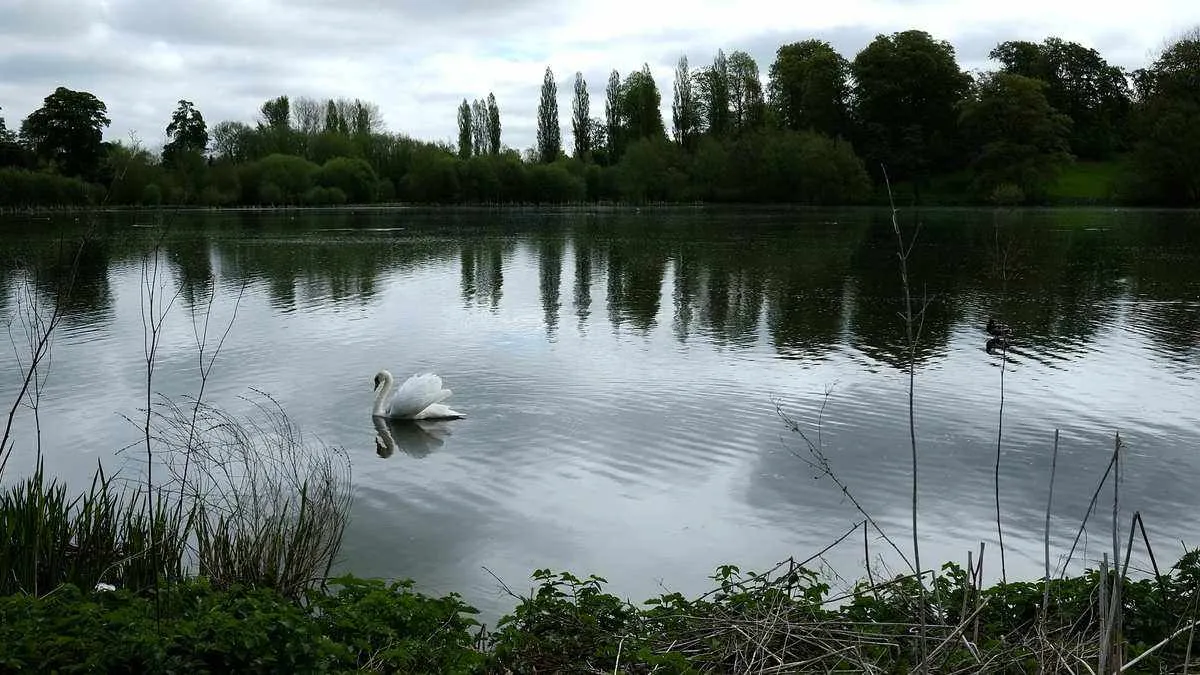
[536,233,564,336]
[23,237,114,326]
[671,248,700,341]
[572,240,595,326]
[605,237,668,332]
[1116,211,1200,361]
[459,238,510,310]
[163,235,214,311]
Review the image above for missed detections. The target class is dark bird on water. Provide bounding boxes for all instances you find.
[986,336,1011,354]
[987,318,1013,337]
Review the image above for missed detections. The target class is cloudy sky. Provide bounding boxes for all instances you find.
[1,0,1196,155]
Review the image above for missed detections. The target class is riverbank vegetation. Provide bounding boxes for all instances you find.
[3,29,1200,209]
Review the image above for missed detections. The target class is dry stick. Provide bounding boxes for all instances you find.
[1043,429,1060,619]
[1121,621,1200,672]
[1107,433,1124,671]
[882,165,927,671]
[1099,552,1111,675]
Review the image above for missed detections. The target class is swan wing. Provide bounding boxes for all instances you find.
[387,373,453,418]
[414,403,465,420]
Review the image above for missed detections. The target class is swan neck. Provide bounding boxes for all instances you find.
[372,371,394,416]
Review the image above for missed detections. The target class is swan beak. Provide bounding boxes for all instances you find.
[372,374,381,389]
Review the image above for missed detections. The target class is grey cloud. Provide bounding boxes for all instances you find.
[0,0,104,39]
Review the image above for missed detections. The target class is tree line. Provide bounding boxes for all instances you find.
[1,28,1198,209]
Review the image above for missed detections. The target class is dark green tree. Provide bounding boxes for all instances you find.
[960,72,1073,202]
[605,70,622,161]
[695,49,731,136]
[990,37,1132,159]
[471,99,487,157]
[536,66,561,163]
[19,86,111,180]
[259,95,290,129]
[486,93,501,155]
[1128,33,1200,204]
[324,100,346,135]
[620,64,666,143]
[210,121,253,163]
[727,50,766,133]
[163,100,209,166]
[0,107,31,169]
[457,99,473,159]
[572,72,591,160]
[768,40,850,138]
[672,55,699,148]
[851,30,971,191]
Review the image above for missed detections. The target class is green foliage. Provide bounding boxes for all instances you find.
[1127,35,1200,205]
[19,86,112,181]
[316,156,377,203]
[536,66,561,163]
[0,459,187,596]
[457,98,473,159]
[990,37,1132,159]
[0,578,485,673]
[960,72,1074,202]
[0,168,91,207]
[852,30,972,186]
[163,100,209,168]
[769,39,850,139]
[309,576,485,672]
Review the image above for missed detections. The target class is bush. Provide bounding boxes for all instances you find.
[0,168,90,207]
[0,577,486,673]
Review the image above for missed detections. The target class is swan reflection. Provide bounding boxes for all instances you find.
[372,416,455,459]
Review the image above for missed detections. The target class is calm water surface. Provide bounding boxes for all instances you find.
[1,207,1198,620]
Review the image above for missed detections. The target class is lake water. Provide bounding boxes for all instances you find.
[1,206,1198,621]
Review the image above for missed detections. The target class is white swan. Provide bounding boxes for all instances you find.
[372,370,465,420]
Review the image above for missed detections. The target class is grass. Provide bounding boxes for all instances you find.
[1046,157,1130,204]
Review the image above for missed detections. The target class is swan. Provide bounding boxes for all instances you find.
[372,370,465,420]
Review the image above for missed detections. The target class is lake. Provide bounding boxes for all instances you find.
[1,206,1198,622]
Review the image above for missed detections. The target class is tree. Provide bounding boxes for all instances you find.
[536,66,561,163]
[472,99,487,157]
[991,37,1132,159]
[572,72,591,160]
[292,97,324,135]
[259,95,290,129]
[0,107,30,169]
[487,93,501,155]
[19,86,112,180]
[1128,34,1200,204]
[672,55,699,148]
[851,30,972,190]
[620,64,666,143]
[324,100,346,135]
[457,99,473,159]
[727,50,766,133]
[210,121,252,162]
[163,100,209,166]
[768,40,850,138]
[695,49,731,137]
[960,73,1073,202]
[605,70,622,160]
